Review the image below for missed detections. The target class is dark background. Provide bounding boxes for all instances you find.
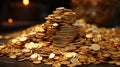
[0,0,120,33]
[0,0,70,32]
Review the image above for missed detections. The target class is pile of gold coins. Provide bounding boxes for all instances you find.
[0,7,120,67]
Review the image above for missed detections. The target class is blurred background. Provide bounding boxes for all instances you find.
[0,0,120,33]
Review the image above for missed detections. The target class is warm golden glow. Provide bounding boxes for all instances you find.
[23,0,29,6]
[8,18,13,24]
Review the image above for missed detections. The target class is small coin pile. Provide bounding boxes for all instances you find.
[0,7,120,67]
